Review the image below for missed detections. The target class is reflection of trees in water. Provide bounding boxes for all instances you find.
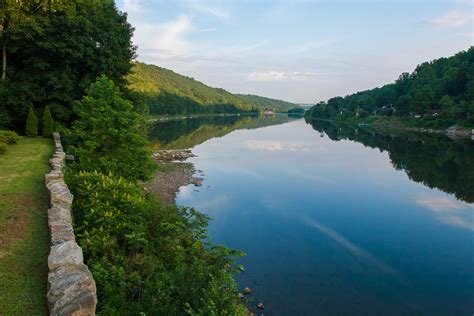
[307,119,474,203]
[149,115,292,150]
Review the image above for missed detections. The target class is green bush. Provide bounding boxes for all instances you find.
[68,171,246,315]
[25,107,38,137]
[67,76,156,181]
[0,131,20,144]
[42,106,54,138]
[0,142,7,154]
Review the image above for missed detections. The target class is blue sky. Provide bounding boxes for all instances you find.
[117,0,473,103]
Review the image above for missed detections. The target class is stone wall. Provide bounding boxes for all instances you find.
[44,132,97,315]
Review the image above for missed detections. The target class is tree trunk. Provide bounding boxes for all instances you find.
[1,42,5,80]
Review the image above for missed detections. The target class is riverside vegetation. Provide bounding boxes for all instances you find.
[305,47,474,129]
[1,1,249,314]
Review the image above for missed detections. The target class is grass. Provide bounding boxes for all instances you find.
[0,137,52,315]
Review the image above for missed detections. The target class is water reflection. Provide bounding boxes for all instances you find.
[307,119,474,204]
[174,119,474,315]
[149,114,292,150]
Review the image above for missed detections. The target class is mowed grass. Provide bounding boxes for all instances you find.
[0,137,52,315]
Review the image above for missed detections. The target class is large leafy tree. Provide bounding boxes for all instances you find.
[0,0,135,130]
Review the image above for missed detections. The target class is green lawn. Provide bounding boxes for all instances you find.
[0,137,52,315]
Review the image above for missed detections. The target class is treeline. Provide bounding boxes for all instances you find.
[237,94,299,112]
[127,61,298,115]
[306,47,474,127]
[1,1,247,314]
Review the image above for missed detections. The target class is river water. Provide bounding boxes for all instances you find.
[151,115,474,315]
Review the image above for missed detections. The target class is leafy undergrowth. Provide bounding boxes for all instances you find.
[0,137,52,315]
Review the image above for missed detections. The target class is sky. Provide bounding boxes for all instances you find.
[116,0,473,103]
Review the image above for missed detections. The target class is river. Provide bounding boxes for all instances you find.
[150,115,474,315]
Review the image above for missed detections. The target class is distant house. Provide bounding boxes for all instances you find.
[430,109,441,117]
[373,106,396,116]
[263,107,274,115]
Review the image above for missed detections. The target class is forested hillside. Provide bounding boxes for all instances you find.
[237,94,298,112]
[127,62,299,115]
[306,47,474,127]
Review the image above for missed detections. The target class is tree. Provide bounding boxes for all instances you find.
[0,1,135,129]
[24,107,38,137]
[412,85,435,114]
[0,1,68,80]
[395,72,411,95]
[68,76,155,181]
[395,95,412,116]
[439,95,454,113]
[42,105,53,137]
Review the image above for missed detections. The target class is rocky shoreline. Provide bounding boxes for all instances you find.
[374,122,474,139]
[152,149,196,162]
[146,150,266,315]
[145,160,203,205]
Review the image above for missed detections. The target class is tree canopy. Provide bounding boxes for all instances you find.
[0,0,135,130]
[306,47,474,127]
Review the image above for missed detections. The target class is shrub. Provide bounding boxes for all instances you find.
[67,76,156,181]
[25,107,38,137]
[0,131,20,144]
[68,171,246,315]
[42,106,54,138]
[0,142,7,154]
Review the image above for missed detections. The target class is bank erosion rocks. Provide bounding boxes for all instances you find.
[45,132,97,315]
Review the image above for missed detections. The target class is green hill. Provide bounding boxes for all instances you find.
[127,62,299,115]
[306,47,474,127]
[237,94,299,112]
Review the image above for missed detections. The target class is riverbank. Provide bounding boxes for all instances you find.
[145,161,203,204]
[149,112,253,122]
[306,116,474,138]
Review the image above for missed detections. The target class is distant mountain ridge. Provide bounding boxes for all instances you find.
[127,62,299,115]
[237,94,300,112]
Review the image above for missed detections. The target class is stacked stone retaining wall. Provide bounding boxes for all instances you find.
[44,132,97,315]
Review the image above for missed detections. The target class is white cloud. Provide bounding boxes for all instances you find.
[247,140,283,151]
[133,15,193,59]
[248,71,316,82]
[236,41,268,53]
[246,140,309,151]
[303,217,398,275]
[455,0,473,5]
[185,1,230,20]
[122,0,143,14]
[293,40,336,53]
[194,195,230,210]
[248,71,285,82]
[439,215,474,231]
[197,27,217,33]
[415,195,474,231]
[427,10,473,27]
[415,196,466,212]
